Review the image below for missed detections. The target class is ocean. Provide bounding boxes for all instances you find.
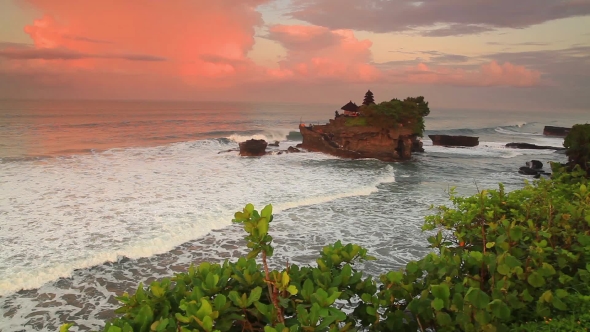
[0,100,586,331]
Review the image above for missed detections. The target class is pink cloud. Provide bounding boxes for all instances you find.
[267,25,382,82]
[0,1,543,100]
[396,61,542,87]
[8,0,270,86]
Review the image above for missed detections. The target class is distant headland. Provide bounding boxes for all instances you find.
[297,90,429,162]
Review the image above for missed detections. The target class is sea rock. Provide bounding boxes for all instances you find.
[298,118,417,162]
[287,146,301,153]
[505,142,565,151]
[519,166,540,175]
[239,139,268,156]
[543,126,571,137]
[428,135,479,147]
[411,135,424,153]
[268,141,280,147]
[526,160,543,170]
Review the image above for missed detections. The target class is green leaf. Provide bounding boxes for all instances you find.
[432,298,445,311]
[287,285,298,295]
[257,217,269,236]
[107,326,122,332]
[406,261,419,273]
[202,316,213,332]
[196,299,213,319]
[247,287,262,306]
[488,299,511,320]
[214,294,227,310]
[431,284,450,301]
[150,283,165,298]
[156,319,169,332]
[540,290,553,303]
[465,288,490,309]
[509,227,523,240]
[436,312,453,326]
[504,255,521,269]
[261,204,273,219]
[527,272,545,288]
[555,289,568,298]
[486,242,495,249]
[245,203,254,214]
[366,305,377,316]
[60,323,75,332]
[552,297,568,310]
[497,264,511,276]
[175,313,190,323]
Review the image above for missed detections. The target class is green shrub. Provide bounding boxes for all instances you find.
[564,124,590,175]
[359,96,429,135]
[344,117,368,127]
[62,168,590,331]
[509,294,590,331]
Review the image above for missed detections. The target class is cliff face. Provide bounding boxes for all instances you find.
[298,117,419,162]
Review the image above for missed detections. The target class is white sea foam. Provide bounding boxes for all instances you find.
[423,140,559,158]
[227,128,293,143]
[494,126,540,136]
[0,140,396,297]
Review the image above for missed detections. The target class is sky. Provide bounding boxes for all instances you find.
[0,0,589,111]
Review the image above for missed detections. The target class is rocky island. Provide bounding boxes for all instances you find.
[298,91,429,162]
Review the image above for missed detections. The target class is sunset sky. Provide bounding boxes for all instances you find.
[0,0,589,111]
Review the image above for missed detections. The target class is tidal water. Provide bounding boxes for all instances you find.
[0,100,585,331]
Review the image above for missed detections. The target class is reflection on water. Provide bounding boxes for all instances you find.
[0,100,263,158]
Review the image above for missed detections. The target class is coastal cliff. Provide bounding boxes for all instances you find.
[298,92,429,162]
[299,117,419,162]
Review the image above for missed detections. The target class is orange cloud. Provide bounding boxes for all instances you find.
[0,1,543,100]
[8,0,270,87]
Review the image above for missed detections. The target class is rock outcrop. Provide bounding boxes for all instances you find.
[429,135,479,147]
[518,159,551,178]
[239,139,268,156]
[298,117,417,162]
[543,126,571,137]
[505,142,565,151]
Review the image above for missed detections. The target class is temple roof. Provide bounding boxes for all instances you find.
[341,101,359,112]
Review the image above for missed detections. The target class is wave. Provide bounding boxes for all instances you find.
[423,140,560,158]
[227,128,299,143]
[425,122,541,137]
[0,144,395,296]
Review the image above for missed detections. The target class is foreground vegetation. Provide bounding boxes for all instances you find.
[63,125,590,332]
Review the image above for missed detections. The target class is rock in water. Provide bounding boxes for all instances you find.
[526,160,543,170]
[543,126,571,137]
[298,121,416,162]
[239,139,268,156]
[287,146,301,153]
[506,142,565,151]
[428,135,479,147]
[268,141,280,147]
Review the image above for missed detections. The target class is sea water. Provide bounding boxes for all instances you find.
[0,100,586,331]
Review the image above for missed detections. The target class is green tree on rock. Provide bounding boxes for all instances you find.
[362,90,375,105]
[563,123,590,175]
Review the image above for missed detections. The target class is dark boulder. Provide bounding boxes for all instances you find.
[287,146,301,153]
[526,160,543,170]
[506,142,565,151]
[239,139,268,156]
[429,135,479,147]
[519,166,541,175]
[268,141,280,147]
[543,126,571,137]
